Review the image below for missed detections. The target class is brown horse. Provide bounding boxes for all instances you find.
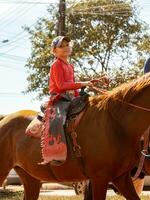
[0,73,150,200]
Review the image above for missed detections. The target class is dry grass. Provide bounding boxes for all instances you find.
[39,196,150,200]
[0,191,150,200]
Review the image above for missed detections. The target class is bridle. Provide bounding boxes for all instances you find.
[115,99,150,180]
[117,98,150,180]
[132,126,150,180]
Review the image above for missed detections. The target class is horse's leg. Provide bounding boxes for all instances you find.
[113,172,140,200]
[14,166,41,200]
[0,172,9,186]
[0,164,12,186]
[91,177,108,200]
[84,181,92,200]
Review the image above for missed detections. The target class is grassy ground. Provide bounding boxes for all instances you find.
[39,196,150,200]
[0,191,150,200]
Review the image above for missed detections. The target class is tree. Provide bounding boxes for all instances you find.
[133,34,150,69]
[24,0,150,98]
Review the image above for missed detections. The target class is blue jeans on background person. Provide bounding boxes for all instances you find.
[144,57,150,74]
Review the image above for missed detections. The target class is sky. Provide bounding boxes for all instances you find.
[0,0,59,114]
[0,0,150,115]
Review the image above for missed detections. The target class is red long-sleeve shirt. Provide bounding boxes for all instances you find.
[49,58,82,96]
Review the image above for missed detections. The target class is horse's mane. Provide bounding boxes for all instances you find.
[89,73,150,110]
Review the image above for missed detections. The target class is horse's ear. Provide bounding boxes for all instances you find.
[0,115,5,121]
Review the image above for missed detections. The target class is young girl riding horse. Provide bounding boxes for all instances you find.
[26,36,93,165]
[42,36,93,165]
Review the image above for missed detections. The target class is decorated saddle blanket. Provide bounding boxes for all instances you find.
[41,96,71,165]
[25,94,88,165]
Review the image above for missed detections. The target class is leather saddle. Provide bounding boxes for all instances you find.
[67,94,89,119]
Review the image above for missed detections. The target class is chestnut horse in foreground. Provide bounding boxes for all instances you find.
[0,73,150,200]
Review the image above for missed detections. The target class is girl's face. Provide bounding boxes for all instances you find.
[53,40,72,58]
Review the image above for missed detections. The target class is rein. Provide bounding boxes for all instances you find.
[90,75,110,94]
[90,86,107,94]
[117,99,150,112]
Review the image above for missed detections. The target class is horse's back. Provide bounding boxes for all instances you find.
[0,110,37,126]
